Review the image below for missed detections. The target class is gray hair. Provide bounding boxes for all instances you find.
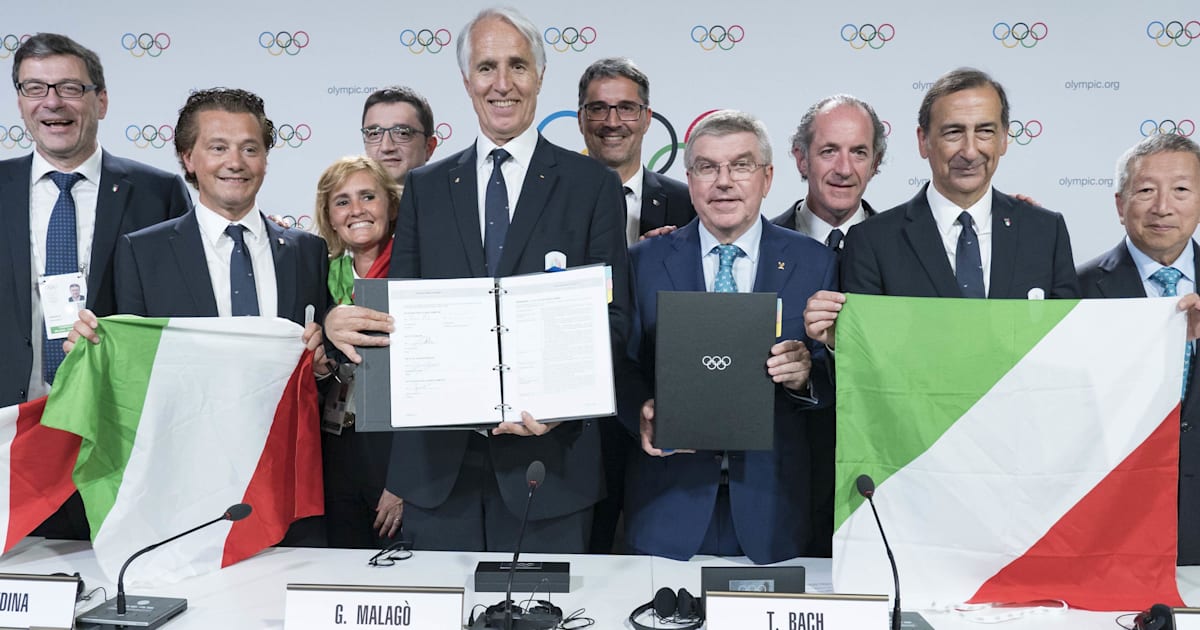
[684,109,772,168]
[918,67,1009,133]
[577,57,649,107]
[13,33,106,91]
[789,94,887,178]
[456,7,545,77]
[1116,133,1200,198]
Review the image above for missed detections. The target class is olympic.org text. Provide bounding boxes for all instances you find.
[1059,176,1114,188]
[912,81,933,91]
[1064,80,1120,92]
[328,85,378,96]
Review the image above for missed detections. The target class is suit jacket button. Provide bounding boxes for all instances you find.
[1184,422,1193,432]
[18,389,26,399]
[24,336,31,347]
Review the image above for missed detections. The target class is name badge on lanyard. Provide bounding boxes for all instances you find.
[40,271,87,340]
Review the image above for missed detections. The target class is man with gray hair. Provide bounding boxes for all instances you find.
[619,109,835,562]
[324,7,629,552]
[1078,133,1200,565]
[772,94,886,251]
[577,57,694,245]
[0,32,190,540]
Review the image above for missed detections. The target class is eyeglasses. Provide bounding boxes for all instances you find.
[580,101,646,122]
[688,160,767,182]
[361,125,426,145]
[16,80,99,99]
[367,539,414,566]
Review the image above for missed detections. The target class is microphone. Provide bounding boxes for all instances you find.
[503,461,545,630]
[77,503,253,629]
[856,474,901,630]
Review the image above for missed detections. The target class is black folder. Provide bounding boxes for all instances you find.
[654,291,777,451]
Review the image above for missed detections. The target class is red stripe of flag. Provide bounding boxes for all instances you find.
[6,396,81,550]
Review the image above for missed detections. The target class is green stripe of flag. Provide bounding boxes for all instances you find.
[42,316,169,535]
[834,295,1078,530]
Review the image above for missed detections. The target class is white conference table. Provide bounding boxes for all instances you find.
[2,539,1199,628]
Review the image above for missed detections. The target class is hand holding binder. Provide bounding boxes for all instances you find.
[491,410,561,437]
[765,339,812,392]
[323,304,394,363]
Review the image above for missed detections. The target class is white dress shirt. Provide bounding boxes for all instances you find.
[927,185,994,296]
[193,204,278,318]
[793,199,868,246]
[474,124,540,242]
[698,218,762,293]
[27,146,103,399]
[623,167,645,246]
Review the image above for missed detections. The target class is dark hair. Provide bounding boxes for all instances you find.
[790,94,887,178]
[361,85,435,136]
[918,67,1009,133]
[577,57,649,107]
[12,33,106,90]
[174,88,275,186]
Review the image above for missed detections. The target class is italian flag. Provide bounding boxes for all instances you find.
[41,316,323,585]
[0,397,79,551]
[832,295,1185,611]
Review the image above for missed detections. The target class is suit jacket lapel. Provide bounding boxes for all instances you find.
[265,218,297,319]
[988,190,1019,299]
[902,186,959,297]
[639,170,667,236]
[449,146,487,276]
[171,211,219,315]
[753,219,796,294]
[2,157,32,330]
[88,150,132,307]
[500,135,555,276]
[1095,241,1147,298]
[663,221,705,292]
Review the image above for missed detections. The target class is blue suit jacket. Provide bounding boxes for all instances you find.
[639,170,695,235]
[620,217,836,564]
[0,151,191,406]
[841,184,1080,298]
[113,209,330,324]
[1078,239,1200,565]
[385,135,630,520]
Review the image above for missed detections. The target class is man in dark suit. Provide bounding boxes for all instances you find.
[621,110,835,564]
[770,94,886,558]
[325,7,629,553]
[67,88,331,545]
[804,68,1079,347]
[771,94,884,249]
[577,57,695,245]
[0,33,190,410]
[575,56,695,552]
[1078,133,1200,565]
[0,33,190,541]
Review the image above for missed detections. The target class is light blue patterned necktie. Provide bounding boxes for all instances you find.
[1151,266,1191,399]
[713,244,743,293]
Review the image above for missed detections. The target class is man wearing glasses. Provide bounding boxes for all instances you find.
[360,86,438,189]
[620,110,834,563]
[0,32,190,539]
[576,58,694,246]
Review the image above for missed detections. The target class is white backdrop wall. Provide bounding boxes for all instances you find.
[4,1,1198,262]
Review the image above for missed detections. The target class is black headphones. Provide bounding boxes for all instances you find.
[1135,603,1175,630]
[468,599,563,629]
[629,587,704,630]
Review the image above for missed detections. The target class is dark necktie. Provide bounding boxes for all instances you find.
[484,148,511,276]
[43,171,84,384]
[825,228,844,251]
[225,224,260,316]
[713,244,742,293]
[955,211,985,298]
[1150,266,1191,399]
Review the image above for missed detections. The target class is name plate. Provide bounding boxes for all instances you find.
[0,573,78,629]
[284,584,463,629]
[1176,607,1200,630]
[706,591,888,629]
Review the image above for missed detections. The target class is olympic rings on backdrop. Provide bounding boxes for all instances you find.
[543,26,597,52]
[274,123,313,148]
[1140,119,1195,137]
[125,124,175,149]
[399,28,451,54]
[259,31,310,56]
[1147,20,1200,47]
[992,22,1048,48]
[121,32,171,57]
[0,125,32,149]
[840,23,894,50]
[691,25,745,51]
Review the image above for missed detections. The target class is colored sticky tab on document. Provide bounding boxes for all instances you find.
[607,266,614,304]
[776,298,783,337]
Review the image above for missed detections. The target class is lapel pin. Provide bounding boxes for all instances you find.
[539,174,545,179]
[1003,217,1011,227]
[652,199,660,206]
[777,261,786,270]
[112,184,119,193]
[277,237,284,245]
[454,177,460,183]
